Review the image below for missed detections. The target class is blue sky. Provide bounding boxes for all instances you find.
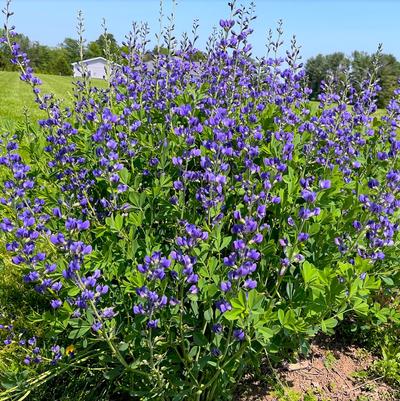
[7,0,400,61]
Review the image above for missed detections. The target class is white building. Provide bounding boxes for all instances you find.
[72,57,119,79]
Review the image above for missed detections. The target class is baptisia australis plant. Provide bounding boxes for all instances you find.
[1,0,400,399]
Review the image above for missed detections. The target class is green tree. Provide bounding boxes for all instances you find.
[85,33,119,59]
[48,49,72,76]
[378,54,400,107]
[27,42,52,73]
[305,52,350,99]
[60,37,81,64]
[351,51,400,108]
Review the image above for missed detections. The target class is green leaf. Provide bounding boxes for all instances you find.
[114,214,124,231]
[353,299,369,315]
[68,325,91,339]
[193,332,208,347]
[309,223,321,235]
[283,309,296,329]
[223,308,242,321]
[321,318,338,333]
[204,308,213,322]
[105,216,114,229]
[247,290,264,311]
[277,309,285,325]
[129,211,143,227]
[203,284,218,298]
[220,236,232,251]
[231,295,246,311]
[103,366,123,381]
[302,261,317,285]
[118,342,129,352]
[381,276,394,286]
[68,287,80,297]
[119,168,130,184]
[257,327,275,340]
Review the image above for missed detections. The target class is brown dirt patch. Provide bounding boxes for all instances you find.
[237,338,399,401]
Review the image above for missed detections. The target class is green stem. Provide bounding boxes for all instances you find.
[203,341,247,397]
[75,273,128,369]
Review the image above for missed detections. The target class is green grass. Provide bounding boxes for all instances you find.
[309,100,386,118]
[0,71,106,128]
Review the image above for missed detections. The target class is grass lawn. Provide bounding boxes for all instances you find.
[0,71,106,128]
[309,99,387,119]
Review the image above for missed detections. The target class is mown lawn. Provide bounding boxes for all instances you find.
[0,71,106,128]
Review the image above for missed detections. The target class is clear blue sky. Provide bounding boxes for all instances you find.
[7,0,400,61]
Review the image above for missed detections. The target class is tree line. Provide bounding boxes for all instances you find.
[0,30,120,76]
[306,51,400,108]
[0,30,203,75]
[1,30,399,108]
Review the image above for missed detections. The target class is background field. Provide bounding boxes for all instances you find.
[0,71,386,130]
[0,71,106,128]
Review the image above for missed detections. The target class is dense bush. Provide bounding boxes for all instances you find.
[1,1,400,400]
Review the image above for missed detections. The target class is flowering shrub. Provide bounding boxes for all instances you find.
[1,1,400,400]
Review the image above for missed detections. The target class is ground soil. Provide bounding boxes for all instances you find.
[237,337,399,401]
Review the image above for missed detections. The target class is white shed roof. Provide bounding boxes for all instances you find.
[71,57,110,66]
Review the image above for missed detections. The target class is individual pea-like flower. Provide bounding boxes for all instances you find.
[211,347,221,357]
[50,345,63,365]
[4,337,12,345]
[220,281,232,292]
[233,328,245,341]
[233,239,246,250]
[251,233,263,244]
[297,232,309,242]
[301,189,317,203]
[243,278,257,290]
[216,300,232,313]
[52,207,62,218]
[212,323,223,334]
[319,179,331,189]
[50,299,62,309]
[91,321,102,332]
[147,319,159,329]
[101,307,116,319]
[219,19,235,30]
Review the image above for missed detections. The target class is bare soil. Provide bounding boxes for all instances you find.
[237,338,399,401]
